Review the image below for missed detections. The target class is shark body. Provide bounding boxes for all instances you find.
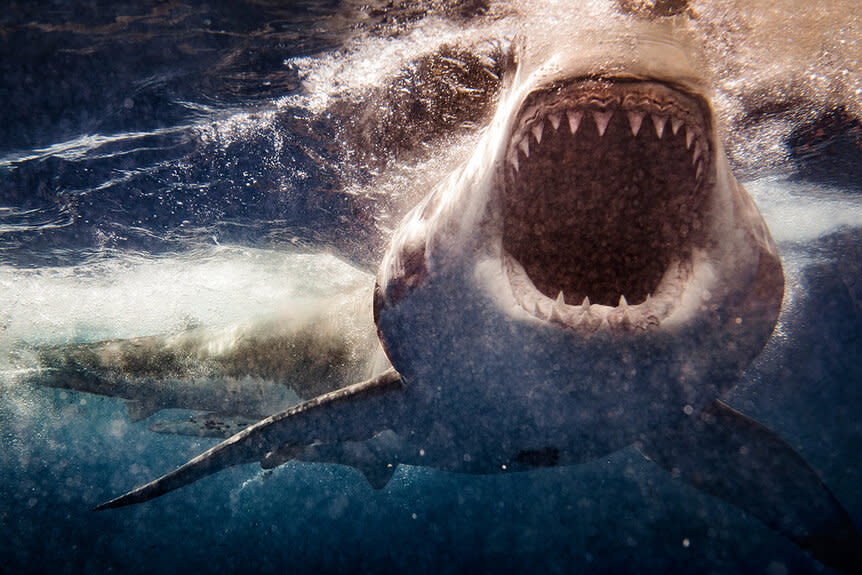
[82,24,862,573]
[25,284,383,429]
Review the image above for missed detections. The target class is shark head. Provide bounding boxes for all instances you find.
[374,26,785,454]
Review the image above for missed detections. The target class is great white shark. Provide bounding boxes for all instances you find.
[83,23,861,572]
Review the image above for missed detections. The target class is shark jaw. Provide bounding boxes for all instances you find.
[500,78,715,333]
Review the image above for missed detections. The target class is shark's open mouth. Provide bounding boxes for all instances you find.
[502,80,713,331]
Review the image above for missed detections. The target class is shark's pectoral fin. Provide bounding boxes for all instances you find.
[93,368,406,511]
[638,399,862,574]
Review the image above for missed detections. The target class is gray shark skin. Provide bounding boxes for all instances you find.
[27,285,382,424]
[93,27,861,573]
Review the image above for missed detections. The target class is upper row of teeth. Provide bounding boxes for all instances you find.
[506,107,709,180]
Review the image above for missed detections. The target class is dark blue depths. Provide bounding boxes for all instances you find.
[1,2,860,574]
[0,1,377,268]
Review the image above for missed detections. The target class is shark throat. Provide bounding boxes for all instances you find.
[502,79,713,329]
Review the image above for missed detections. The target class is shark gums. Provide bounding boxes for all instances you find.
[65,23,862,574]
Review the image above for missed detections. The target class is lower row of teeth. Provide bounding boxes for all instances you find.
[523,291,665,331]
[506,257,683,331]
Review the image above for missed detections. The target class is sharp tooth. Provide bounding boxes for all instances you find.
[508,150,519,172]
[621,308,633,328]
[518,137,530,157]
[692,141,702,165]
[567,110,583,135]
[652,114,667,138]
[549,113,561,131]
[551,293,567,322]
[685,127,695,149]
[593,110,613,137]
[695,162,703,180]
[672,116,684,135]
[627,111,644,136]
[581,296,591,311]
[532,122,544,144]
[619,295,628,308]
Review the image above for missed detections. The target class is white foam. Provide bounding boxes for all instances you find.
[279,15,512,114]
[0,246,370,349]
[746,178,862,245]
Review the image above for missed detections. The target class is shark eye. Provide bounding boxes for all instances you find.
[501,80,712,330]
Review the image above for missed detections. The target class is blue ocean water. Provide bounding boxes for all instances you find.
[1,2,861,574]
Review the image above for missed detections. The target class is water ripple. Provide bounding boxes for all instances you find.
[0,205,76,234]
[0,126,194,169]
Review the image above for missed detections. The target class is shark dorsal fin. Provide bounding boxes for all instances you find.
[357,462,397,490]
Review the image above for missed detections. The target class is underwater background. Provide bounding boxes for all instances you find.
[1,1,861,573]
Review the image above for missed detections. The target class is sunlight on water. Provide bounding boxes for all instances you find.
[0,247,370,349]
[0,127,193,168]
[747,178,862,244]
[282,15,509,114]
